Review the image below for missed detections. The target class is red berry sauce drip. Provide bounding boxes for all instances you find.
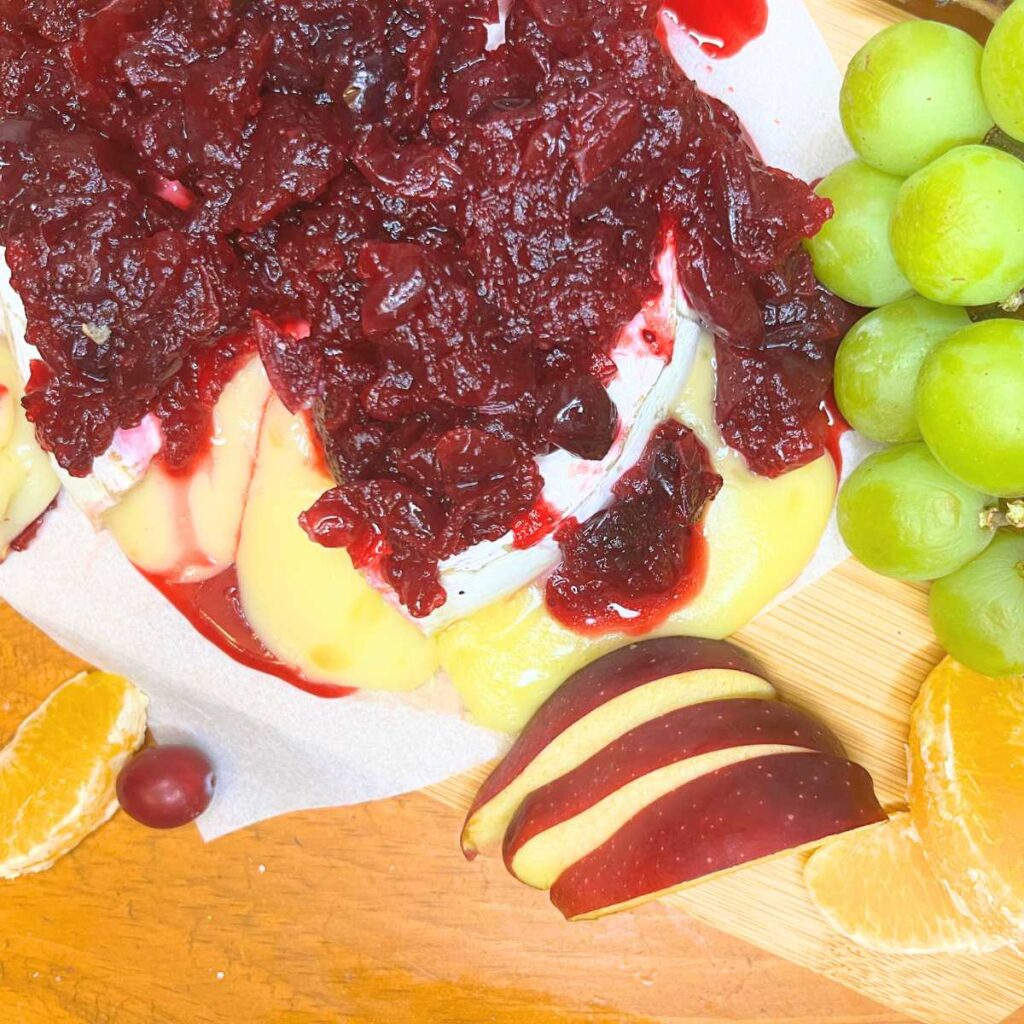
[0,0,854,622]
[546,420,723,634]
[8,495,57,552]
[660,0,769,59]
[821,391,849,477]
[145,566,353,699]
[511,497,562,550]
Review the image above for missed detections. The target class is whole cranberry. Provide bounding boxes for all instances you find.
[116,745,216,830]
[536,376,619,461]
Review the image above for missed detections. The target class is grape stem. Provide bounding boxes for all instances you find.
[981,500,1024,530]
[1002,290,1024,314]
[951,0,1010,22]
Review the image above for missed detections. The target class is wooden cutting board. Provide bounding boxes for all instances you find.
[427,555,1024,1024]
[426,10,1024,1011]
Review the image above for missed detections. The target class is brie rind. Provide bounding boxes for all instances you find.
[418,246,705,632]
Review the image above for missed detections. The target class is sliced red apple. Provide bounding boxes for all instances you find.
[461,637,772,857]
[549,752,887,921]
[504,700,845,888]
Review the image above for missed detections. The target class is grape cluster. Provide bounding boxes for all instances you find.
[805,8,1024,677]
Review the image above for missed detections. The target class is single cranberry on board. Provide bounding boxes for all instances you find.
[116,745,216,830]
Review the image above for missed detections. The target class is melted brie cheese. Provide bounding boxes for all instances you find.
[0,287,61,554]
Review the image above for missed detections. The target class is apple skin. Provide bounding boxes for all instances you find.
[461,637,765,857]
[503,699,845,875]
[550,752,887,921]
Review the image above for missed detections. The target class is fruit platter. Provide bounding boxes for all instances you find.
[0,0,1023,1020]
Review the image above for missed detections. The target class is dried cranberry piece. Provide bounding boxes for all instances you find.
[435,426,543,548]
[357,241,429,336]
[226,94,352,232]
[182,31,270,179]
[571,81,643,184]
[535,375,618,460]
[251,313,322,414]
[352,126,463,201]
[21,362,117,477]
[3,0,110,43]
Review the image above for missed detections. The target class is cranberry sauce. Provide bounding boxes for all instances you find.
[0,0,853,621]
[546,420,722,634]
[661,0,769,59]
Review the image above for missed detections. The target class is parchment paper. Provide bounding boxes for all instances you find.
[0,0,874,840]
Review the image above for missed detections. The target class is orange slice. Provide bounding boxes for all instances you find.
[805,812,1004,954]
[0,671,147,879]
[909,658,1024,939]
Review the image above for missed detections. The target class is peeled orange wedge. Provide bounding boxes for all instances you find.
[909,658,1024,939]
[0,671,147,879]
[805,812,1004,954]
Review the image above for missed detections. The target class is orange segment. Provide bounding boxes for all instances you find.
[805,813,1004,954]
[909,658,1024,939]
[0,671,147,879]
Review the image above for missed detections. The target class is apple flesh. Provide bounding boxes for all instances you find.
[549,752,886,921]
[461,637,771,857]
[504,699,845,888]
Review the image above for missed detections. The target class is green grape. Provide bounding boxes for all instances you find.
[916,319,1024,498]
[890,145,1024,306]
[982,0,1024,144]
[804,160,912,308]
[841,21,993,176]
[834,297,969,444]
[838,443,994,581]
[930,530,1024,677]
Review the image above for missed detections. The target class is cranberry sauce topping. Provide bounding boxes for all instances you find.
[546,419,722,634]
[661,0,768,60]
[0,0,852,619]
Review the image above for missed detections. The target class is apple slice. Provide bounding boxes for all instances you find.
[549,752,886,921]
[504,699,844,888]
[461,637,773,858]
